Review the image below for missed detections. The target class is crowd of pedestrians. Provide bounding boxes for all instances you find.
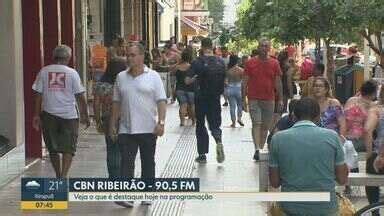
[31,34,384,214]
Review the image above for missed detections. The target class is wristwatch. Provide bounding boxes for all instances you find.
[158,120,165,126]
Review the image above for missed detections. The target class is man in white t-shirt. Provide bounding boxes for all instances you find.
[32,45,89,178]
[110,43,167,207]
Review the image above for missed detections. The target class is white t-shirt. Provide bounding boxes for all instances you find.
[113,66,167,134]
[32,64,85,119]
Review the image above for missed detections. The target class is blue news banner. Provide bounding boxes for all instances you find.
[21,177,201,207]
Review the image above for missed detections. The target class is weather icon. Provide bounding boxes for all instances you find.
[25,181,40,189]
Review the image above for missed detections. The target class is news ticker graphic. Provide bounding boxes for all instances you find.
[68,192,330,202]
[21,178,68,210]
[21,177,198,209]
[21,177,330,210]
[69,178,200,192]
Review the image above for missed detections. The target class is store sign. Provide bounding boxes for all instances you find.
[183,0,194,10]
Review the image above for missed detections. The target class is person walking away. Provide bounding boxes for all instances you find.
[226,55,244,127]
[185,38,226,163]
[270,51,292,132]
[175,49,195,126]
[266,99,299,145]
[242,38,283,161]
[32,45,90,178]
[279,51,294,112]
[299,54,314,95]
[150,48,162,71]
[93,58,127,178]
[269,97,348,215]
[109,43,167,207]
[164,42,180,104]
[363,86,384,215]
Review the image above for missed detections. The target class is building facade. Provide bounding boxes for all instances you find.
[0,0,163,186]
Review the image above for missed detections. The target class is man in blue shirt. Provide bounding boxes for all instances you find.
[269,97,349,215]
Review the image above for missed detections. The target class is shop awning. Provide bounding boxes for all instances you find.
[181,17,208,31]
[181,17,208,36]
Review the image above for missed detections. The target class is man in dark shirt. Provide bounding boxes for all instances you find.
[185,38,226,164]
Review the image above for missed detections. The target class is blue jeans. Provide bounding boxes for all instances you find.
[227,85,242,121]
[101,115,121,178]
[195,95,222,155]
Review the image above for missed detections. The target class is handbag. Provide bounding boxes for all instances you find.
[337,192,356,215]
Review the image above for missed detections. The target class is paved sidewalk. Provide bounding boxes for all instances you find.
[0,102,370,215]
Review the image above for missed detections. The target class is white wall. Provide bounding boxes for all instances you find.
[160,5,175,41]
[0,0,24,148]
[0,0,25,186]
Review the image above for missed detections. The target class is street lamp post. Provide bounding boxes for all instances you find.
[208,17,214,38]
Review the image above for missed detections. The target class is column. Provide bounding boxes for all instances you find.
[43,0,61,66]
[0,0,24,150]
[104,0,123,46]
[364,38,370,81]
[60,0,75,67]
[22,0,44,158]
[75,0,87,81]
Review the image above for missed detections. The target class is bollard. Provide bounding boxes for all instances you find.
[259,150,269,192]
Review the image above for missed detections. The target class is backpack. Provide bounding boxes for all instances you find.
[196,56,226,97]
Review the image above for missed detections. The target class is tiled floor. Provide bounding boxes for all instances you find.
[0,103,373,216]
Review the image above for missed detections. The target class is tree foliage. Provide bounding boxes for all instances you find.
[227,36,259,55]
[236,0,381,83]
[207,0,225,27]
[343,0,384,58]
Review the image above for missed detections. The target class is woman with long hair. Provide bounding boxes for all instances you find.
[312,77,346,136]
[175,49,195,126]
[226,55,244,127]
[93,58,127,178]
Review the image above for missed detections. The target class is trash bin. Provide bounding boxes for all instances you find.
[334,64,364,104]
[335,65,353,104]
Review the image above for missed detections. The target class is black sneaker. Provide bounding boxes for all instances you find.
[222,102,228,107]
[195,154,207,163]
[253,150,260,161]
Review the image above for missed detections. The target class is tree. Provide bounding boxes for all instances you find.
[227,36,258,55]
[207,0,225,30]
[237,0,362,85]
[219,28,231,47]
[343,0,384,69]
